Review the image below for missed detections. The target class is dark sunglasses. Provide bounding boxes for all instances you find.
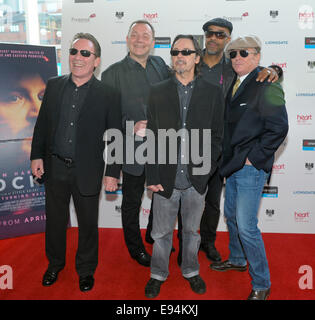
[170,49,197,56]
[205,30,228,39]
[69,48,96,57]
[229,49,255,59]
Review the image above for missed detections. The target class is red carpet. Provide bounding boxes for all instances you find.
[0,228,314,300]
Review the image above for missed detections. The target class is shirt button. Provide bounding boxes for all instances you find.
[70,122,74,126]
[72,105,75,108]
[185,91,187,94]
[181,170,184,173]
[69,139,72,143]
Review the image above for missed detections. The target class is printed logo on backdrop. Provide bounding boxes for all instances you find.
[71,13,96,23]
[265,40,288,45]
[298,5,314,29]
[154,37,171,48]
[296,92,315,97]
[297,114,312,125]
[303,139,315,150]
[262,186,278,198]
[307,61,315,72]
[294,211,311,223]
[0,3,13,27]
[272,163,285,174]
[142,207,150,219]
[115,11,124,22]
[222,12,249,23]
[305,162,314,174]
[269,10,280,22]
[272,62,287,73]
[143,13,158,24]
[74,0,94,3]
[266,209,275,217]
[111,40,126,45]
[305,37,315,49]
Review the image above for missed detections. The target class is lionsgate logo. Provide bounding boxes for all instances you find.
[222,12,249,22]
[104,122,213,176]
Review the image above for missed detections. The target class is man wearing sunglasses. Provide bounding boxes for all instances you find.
[211,35,288,300]
[144,35,224,298]
[101,20,169,268]
[31,33,122,292]
[196,18,283,265]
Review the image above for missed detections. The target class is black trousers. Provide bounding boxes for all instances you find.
[200,168,224,244]
[44,156,99,277]
[121,171,146,257]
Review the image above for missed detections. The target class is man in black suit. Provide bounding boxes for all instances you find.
[211,35,288,300]
[31,33,122,292]
[101,20,169,267]
[144,35,224,298]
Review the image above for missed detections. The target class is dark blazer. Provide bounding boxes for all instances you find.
[101,54,170,176]
[30,74,122,196]
[146,76,225,199]
[220,67,288,178]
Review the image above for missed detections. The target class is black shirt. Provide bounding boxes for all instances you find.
[53,75,93,159]
[173,76,195,190]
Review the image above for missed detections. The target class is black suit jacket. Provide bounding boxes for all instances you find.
[220,67,288,178]
[30,74,122,196]
[146,76,224,199]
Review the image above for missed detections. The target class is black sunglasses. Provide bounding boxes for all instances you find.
[205,30,228,39]
[69,48,97,57]
[229,49,256,59]
[170,49,197,56]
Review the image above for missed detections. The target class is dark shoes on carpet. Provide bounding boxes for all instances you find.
[79,275,94,292]
[42,270,60,286]
[210,260,247,272]
[132,250,151,267]
[200,243,221,262]
[145,278,164,298]
[247,288,270,300]
[42,269,94,292]
[184,275,206,294]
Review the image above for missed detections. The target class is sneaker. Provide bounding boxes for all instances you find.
[184,275,206,294]
[145,278,164,298]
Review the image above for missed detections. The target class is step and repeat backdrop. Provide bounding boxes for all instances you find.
[61,0,314,234]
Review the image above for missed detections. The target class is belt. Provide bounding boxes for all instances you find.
[52,154,75,167]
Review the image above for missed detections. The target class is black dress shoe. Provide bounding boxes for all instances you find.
[210,260,247,272]
[79,275,94,292]
[184,275,206,294]
[145,278,164,298]
[42,270,60,286]
[200,243,222,262]
[247,288,270,300]
[132,251,151,267]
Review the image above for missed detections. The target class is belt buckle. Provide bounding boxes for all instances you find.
[64,158,73,167]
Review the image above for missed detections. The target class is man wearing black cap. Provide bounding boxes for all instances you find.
[197,18,282,263]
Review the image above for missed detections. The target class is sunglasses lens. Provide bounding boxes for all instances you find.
[206,31,226,39]
[170,50,179,56]
[240,50,249,58]
[230,51,237,59]
[69,48,78,55]
[80,50,91,57]
[181,50,190,56]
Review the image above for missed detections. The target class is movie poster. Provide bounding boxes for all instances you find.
[0,43,57,239]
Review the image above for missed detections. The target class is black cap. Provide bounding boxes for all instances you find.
[202,18,233,34]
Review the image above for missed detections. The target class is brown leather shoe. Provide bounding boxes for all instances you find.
[247,288,270,300]
[210,260,247,272]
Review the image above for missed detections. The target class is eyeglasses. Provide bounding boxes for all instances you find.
[229,49,256,59]
[69,48,97,57]
[170,49,197,56]
[205,30,228,39]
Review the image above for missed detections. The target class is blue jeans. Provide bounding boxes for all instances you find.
[224,165,271,290]
[150,186,206,281]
